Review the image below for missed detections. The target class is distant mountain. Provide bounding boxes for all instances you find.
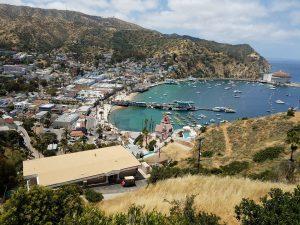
[0,4,270,79]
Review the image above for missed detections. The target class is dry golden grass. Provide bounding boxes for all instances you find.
[144,141,192,164]
[100,175,295,225]
[199,112,300,170]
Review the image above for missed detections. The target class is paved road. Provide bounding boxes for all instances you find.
[17,126,43,159]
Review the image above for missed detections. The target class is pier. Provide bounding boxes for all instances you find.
[111,100,236,113]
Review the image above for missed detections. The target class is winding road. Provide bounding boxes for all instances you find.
[17,126,43,159]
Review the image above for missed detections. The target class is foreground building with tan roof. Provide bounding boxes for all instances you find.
[23,145,141,189]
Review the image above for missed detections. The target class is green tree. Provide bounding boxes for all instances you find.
[148,139,157,151]
[22,118,36,135]
[235,186,300,225]
[96,125,103,139]
[286,125,300,162]
[0,185,83,225]
[84,189,103,203]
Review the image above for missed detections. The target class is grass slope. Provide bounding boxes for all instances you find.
[99,175,294,225]
[198,112,300,180]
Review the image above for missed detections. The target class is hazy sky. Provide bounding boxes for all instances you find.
[2,0,300,60]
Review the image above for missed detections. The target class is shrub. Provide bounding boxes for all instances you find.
[84,189,103,203]
[249,169,279,182]
[202,151,214,158]
[253,146,284,163]
[235,186,300,225]
[148,139,157,151]
[200,126,207,133]
[134,134,144,147]
[287,108,295,117]
[220,161,249,175]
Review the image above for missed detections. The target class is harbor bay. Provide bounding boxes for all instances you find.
[109,79,300,131]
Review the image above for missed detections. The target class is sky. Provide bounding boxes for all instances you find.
[2,0,300,60]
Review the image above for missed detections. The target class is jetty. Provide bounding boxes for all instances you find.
[111,100,236,113]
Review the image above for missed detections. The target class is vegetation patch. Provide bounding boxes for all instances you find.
[220,161,249,176]
[202,151,214,158]
[253,146,284,163]
[249,169,279,182]
[84,189,103,203]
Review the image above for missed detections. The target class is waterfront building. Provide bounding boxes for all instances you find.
[271,71,291,84]
[263,70,291,84]
[23,145,141,188]
[155,115,173,140]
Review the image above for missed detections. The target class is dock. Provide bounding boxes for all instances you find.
[111,100,236,113]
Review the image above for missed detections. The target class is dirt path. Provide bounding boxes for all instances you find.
[221,124,233,156]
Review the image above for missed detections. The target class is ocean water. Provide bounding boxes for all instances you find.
[109,60,300,131]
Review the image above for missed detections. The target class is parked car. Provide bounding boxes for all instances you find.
[121,176,135,187]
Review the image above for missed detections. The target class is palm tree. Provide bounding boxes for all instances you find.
[60,138,68,154]
[142,119,149,147]
[96,125,103,139]
[286,125,300,162]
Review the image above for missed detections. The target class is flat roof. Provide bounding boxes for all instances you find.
[54,113,79,123]
[40,103,55,108]
[23,145,140,187]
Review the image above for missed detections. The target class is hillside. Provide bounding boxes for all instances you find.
[196,112,300,182]
[99,175,294,225]
[0,4,270,79]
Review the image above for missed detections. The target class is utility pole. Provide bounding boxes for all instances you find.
[196,136,205,174]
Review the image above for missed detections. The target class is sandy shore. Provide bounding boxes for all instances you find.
[111,92,139,111]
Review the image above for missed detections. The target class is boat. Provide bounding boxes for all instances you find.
[224,87,231,90]
[163,93,167,96]
[234,95,241,98]
[165,79,179,85]
[212,107,236,113]
[233,90,242,93]
[148,97,152,99]
[196,91,200,94]
[199,114,206,118]
[275,100,285,104]
[172,100,197,111]
[210,119,215,123]
[188,76,197,81]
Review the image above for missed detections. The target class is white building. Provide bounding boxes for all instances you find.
[14,101,29,111]
[53,113,79,129]
[263,70,291,84]
[3,65,27,76]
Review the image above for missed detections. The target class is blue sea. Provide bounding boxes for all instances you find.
[109,60,300,131]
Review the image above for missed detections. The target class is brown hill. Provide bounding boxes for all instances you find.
[0,4,270,79]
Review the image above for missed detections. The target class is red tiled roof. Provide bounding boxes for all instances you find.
[273,71,291,78]
[70,130,85,137]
